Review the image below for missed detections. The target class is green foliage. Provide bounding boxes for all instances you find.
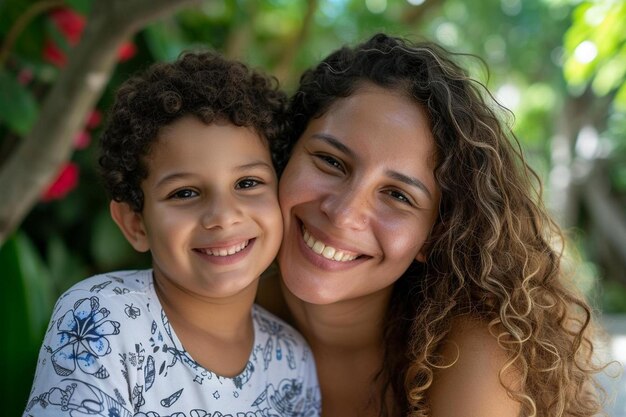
[0,70,38,135]
[0,232,54,413]
[564,0,626,108]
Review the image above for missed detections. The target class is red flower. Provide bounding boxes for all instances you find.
[117,42,137,62]
[50,8,85,45]
[43,39,67,67]
[74,130,91,149]
[86,109,102,129]
[42,163,80,202]
[43,7,136,68]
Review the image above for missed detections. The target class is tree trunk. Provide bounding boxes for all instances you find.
[581,163,626,284]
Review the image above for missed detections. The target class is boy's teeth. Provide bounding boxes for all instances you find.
[204,240,248,257]
[302,228,358,262]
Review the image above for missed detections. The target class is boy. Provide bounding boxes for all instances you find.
[24,51,320,416]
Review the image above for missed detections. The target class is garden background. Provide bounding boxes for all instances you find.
[1,0,625,415]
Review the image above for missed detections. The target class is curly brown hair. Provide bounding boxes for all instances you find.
[281,33,605,417]
[99,51,287,212]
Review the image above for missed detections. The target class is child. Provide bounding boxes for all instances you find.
[24,51,321,416]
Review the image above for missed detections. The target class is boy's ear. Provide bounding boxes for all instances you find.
[109,200,150,253]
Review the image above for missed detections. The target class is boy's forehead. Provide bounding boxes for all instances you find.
[148,118,273,163]
[156,116,269,145]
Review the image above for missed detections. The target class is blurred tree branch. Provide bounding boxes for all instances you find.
[582,163,626,275]
[274,0,318,85]
[0,0,201,247]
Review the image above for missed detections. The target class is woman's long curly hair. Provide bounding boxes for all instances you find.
[100,51,287,212]
[279,33,605,417]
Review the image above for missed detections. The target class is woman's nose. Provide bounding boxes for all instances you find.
[320,186,370,230]
[201,194,243,230]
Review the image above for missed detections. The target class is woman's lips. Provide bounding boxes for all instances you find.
[301,225,359,262]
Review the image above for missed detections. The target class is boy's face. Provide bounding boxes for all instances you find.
[136,116,282,300]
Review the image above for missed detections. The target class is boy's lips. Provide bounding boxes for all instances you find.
[195,239,250,257]
[192,237,256,266]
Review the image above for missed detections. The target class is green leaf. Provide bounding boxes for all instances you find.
[0,232,54,416]
[0,70,38,135]
[143,21,188,62]
[91,209,139,271]
[47,234,88,294]
[65,0,93,15]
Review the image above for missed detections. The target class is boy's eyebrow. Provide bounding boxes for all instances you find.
[235,161,275,171]
[311,133,433,201]
[155,161,275,188]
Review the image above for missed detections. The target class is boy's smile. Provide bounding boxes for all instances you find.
[133,116,282,300]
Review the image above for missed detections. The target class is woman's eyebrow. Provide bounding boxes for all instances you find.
[311,133,355,158]
[386,170,433,200]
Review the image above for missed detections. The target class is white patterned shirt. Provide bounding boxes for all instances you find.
[24,270,321,417]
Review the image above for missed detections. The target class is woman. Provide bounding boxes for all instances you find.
[261,33,604,416]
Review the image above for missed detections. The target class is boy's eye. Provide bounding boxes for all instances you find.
[168,189,198,199]
[236,178,261,189]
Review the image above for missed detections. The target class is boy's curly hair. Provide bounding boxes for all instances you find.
[99,51,287,212]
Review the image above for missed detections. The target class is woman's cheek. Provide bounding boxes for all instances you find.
[377,215,427,262]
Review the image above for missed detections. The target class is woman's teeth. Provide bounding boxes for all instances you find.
[202,240,249,257]
[302,228,358,262]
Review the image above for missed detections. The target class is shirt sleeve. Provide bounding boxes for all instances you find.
[23,289,136,417]
[300,343,322,416]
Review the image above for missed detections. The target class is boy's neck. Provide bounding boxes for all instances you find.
[153,271,258,376]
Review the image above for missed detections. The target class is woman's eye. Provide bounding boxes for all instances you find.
[236,178,261,189]
[386,189,413,205]
[315,154,343,171]
[169,189,198,200]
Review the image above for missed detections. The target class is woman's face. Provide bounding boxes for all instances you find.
[278,84,440,305]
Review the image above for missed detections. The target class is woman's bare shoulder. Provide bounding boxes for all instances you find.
[427,316,521,417]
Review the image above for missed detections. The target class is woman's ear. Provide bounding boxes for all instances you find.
[109,200,150,253]
[415,250,426,263]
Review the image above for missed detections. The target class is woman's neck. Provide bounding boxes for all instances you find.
[284,285,390,349]
[281,281,393,417]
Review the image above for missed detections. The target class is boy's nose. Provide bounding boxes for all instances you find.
[201,195,243,230]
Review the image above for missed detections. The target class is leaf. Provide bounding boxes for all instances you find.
[47,234,88,293]
[65,0,93,15]
[90,209,137,271]
[143,21,188,62]
[0,70,38,135]
[614,81,626,112]
[0,232,54,416]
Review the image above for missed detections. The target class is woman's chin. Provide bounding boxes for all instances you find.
[279,272,342,306]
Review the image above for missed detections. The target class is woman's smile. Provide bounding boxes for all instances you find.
[302,226,359,262]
